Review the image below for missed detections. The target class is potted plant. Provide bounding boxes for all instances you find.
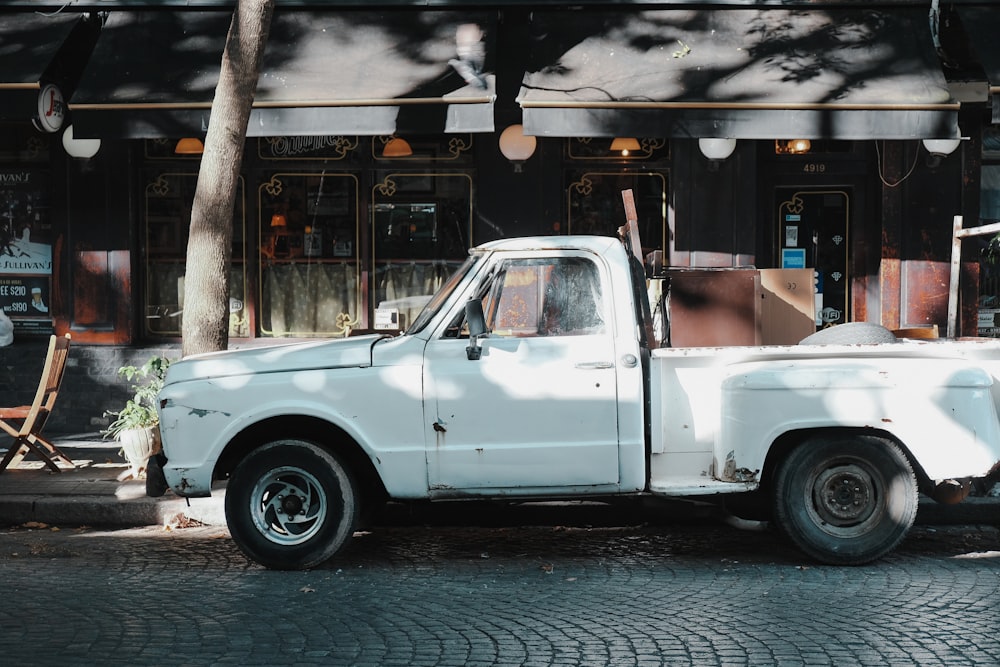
[104,355,171,481]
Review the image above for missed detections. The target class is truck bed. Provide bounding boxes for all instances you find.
[647,337,1000,495]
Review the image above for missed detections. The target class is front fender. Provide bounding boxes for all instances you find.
[158,363,427,498]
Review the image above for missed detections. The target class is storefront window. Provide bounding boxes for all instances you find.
[978,128,1000,336]
[372,172,472,329]
[982,128,1000,222]
[258,172,360,337]
[0,167,53,336]
[0,128,53,336]
[984,165,1000,221]
[775,189,850,327]
[143,172,247,337]
[566,171,667,254]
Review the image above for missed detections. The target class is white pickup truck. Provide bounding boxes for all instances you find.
[154,234,1000,570]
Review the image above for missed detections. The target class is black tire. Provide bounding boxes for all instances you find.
[145,453,169,498]
[225,439,358,570]
[799,322,899,345]
[771,435,917,565]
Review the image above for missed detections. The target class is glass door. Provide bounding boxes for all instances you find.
[775,188,850,327]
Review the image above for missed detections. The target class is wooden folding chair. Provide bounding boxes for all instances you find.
[0,334,74,473]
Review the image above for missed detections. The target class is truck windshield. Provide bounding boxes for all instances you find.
[406,254,481,334]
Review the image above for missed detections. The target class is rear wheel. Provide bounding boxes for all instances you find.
[226,439,358,570]
[772,434,917,565]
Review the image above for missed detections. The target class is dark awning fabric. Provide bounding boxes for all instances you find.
[957,6,1000,124]
[0,11,101,127]
[70,10,496,139]
[518,8,959,141]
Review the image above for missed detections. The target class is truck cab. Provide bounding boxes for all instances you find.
[421,236,647,496]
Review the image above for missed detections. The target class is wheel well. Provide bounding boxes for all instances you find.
[760,427,932,494]
[214,415,388,504]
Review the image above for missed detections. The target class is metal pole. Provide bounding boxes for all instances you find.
[948,215,963,338]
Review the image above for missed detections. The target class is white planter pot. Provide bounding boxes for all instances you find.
[117,425,161,480]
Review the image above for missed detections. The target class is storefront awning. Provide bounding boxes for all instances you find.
[518,8,959,140]
[957,6,1000,124]
[0,11,101,131]
[70,10,496,139]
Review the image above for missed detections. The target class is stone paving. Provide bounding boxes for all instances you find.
[0,520,997,666]
[1,437,999,665]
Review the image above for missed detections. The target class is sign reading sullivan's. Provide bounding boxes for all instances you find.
[0,169,53,333]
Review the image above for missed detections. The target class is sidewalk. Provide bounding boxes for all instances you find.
[0,435,225,528]
[0,434,996,530]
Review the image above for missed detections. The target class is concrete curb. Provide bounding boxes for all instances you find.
[0,488,227,528]
[0,437,996,530]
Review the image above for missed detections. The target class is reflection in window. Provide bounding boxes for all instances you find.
[372,173,472,329]
[147,266,248,337]
[143,172,246,337]
[486,257,605,337]
[258,172,359,337]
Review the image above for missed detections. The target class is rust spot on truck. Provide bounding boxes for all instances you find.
[722,451,760,483]
[433,419,447,448]
[166,400,231,420]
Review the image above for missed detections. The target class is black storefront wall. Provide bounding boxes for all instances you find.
[58,7,506,344]
[0,134,974,437]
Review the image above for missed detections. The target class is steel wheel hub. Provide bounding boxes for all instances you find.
[812,464,877,527]
[249,466,327,546]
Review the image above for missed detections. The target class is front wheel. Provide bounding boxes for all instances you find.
[772,435,917,565]
[226,439,358,570]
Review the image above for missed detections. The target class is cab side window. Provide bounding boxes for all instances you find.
[487,257,605,337]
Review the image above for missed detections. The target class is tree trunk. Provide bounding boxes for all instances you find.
[181,0,275,357]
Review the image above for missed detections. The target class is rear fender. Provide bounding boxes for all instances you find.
[719,358,1000,482]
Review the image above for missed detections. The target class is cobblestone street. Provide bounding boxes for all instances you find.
[0,519,998,666]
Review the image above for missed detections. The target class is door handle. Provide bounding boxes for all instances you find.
[575,361,614,370]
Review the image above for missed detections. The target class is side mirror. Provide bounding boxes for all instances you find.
[465,300,488,360]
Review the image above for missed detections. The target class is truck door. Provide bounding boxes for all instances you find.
[423,252,621,492]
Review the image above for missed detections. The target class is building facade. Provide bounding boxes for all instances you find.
[0,0,998,433]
